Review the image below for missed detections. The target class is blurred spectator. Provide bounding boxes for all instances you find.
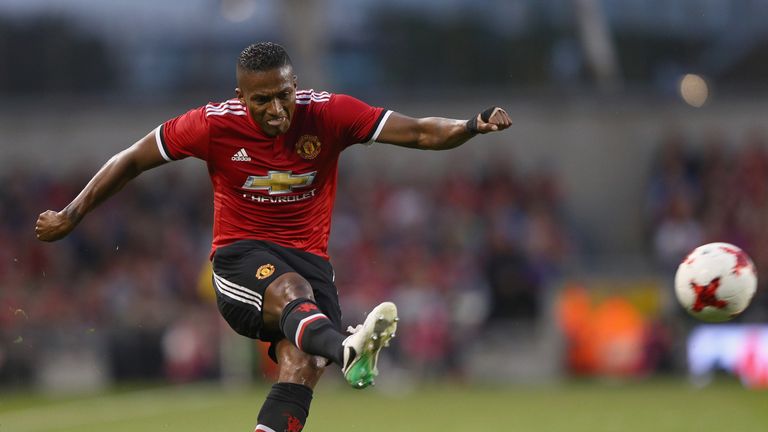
[645,127,701,233]
[485,237,540,322]
[652,191,703,272]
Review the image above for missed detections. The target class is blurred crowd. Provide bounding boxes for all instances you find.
[0,168,218,385]
[0,159,571,385]
[5,125,766,387]
[646,126,768,321]
[330,161,571,376]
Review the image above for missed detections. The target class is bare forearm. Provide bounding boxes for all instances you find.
[412,117,474,150]
[36,131,166,242]
[63,151,143,223]
[375,108,511,151]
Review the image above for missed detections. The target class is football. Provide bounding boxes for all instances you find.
[674,242,758,322]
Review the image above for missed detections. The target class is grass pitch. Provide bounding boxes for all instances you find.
[1,378,766,432]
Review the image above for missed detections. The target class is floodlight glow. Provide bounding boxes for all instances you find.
[679,74,709,108]
[220,0,257,23]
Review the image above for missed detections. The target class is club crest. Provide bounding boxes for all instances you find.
[295,135,321,160]
[256,264,276,279]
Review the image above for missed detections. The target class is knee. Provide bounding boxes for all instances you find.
[268,273,314,307]
[263,273,315,321]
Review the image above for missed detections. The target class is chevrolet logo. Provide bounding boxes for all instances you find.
[242,170,317,195]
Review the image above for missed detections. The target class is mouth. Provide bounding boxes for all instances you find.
[266,117,287,128]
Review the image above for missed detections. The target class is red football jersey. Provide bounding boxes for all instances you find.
[155,90,390,259]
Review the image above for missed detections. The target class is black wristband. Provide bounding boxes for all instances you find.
[479,106,497,122]
[466,116,479,135]
[466,106,499,134]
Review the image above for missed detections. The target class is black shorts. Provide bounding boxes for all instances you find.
[211,240,342,363]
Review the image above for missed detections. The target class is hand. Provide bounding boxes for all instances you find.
[467,107,512,134]
[35,210,77,242]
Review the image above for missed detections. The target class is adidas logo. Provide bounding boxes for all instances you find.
[231,148,251,162]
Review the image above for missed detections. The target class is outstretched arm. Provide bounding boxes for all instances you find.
[375,107,511,150]
[35,130,167,242]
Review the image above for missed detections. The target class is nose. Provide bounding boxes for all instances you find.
[268,98,284,116]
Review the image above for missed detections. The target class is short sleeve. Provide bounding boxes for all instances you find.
[326,94,390,146]
[155,106,210,161]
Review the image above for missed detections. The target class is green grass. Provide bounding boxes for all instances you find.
[1,379,766,432]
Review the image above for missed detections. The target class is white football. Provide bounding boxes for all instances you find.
[674,242,757,322]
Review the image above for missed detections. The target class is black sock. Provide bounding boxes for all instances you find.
[279,298,345,365]
[255,382,313,432]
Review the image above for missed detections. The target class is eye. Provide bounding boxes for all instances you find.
[253,96,271,104]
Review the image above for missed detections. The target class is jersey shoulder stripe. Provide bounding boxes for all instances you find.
[206,109,247,117]
[296,89,330,98]
[206,98,244,108]
[296,89,331,105]
[205,99,246,117]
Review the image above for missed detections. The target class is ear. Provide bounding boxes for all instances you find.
[292,75,298,89]
[235,87,244,102]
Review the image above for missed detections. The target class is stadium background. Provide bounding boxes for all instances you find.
[1,1,767,430]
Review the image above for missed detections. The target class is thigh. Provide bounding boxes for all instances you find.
[212,241,296,342]
[265,243,343,333]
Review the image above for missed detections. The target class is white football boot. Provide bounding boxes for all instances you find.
[341,302,398,389]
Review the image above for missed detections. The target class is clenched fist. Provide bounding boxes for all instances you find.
[466,106,512,134]
[35,210,77,242]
